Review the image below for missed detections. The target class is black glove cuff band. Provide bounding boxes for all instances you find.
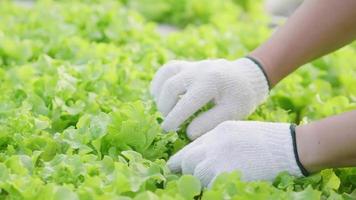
[290,124,309,176]
[245,56,271,90]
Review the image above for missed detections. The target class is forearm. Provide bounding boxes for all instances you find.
[249,0,356,86]
[296,110,356,173]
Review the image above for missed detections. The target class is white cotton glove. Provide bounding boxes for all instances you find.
[150,58,269,140]
[167,121,306,187]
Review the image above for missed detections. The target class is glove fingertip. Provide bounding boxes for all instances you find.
[157,98,172,117]
[161,118,178,133]
[186,125,203,141]
[167,156,182,173]
[194,161,217,188]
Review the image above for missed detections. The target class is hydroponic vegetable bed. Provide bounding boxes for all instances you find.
[0,0,355,199]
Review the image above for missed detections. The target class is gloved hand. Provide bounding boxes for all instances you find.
[150,58,269,140]
[167,121,307,187]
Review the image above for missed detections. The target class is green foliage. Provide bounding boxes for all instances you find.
[0,0,355,199]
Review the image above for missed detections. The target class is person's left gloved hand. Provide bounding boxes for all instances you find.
[167,121,307,187]
[150,58,269,140]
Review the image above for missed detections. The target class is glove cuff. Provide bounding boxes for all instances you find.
[290,124,310,176]
[231,58,269,104]
[245,56,271,90]
[261,122,305,177]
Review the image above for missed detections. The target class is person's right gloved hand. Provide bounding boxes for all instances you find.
[150,57,270,140]
[167,121,307,187]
